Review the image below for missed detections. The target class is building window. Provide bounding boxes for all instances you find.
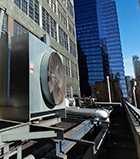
[71,62,78,79]
[58,3,67,28]
[63,56,70,77]
[59,27,68,50]
[22,0,28,14]
[29,0,34,19]
[68,18,75,37]
[14,0,21,8]
[50,0,56,13]
[14,0,40,25]
[34,0,39,24]
[70,39,76,57]
[42,7,50,34]
[14,21,28,35]
[67,0,74,17]
[42,7,57,41]
[50,16,57,40]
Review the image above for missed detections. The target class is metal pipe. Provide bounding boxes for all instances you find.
[66,107,110,120]
[133,81,137,107]
[95,102,121,106]
[107,76,112,103]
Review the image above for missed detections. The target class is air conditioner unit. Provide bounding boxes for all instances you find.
[0,33,66,122]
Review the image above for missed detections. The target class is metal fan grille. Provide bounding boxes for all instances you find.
[40,52,65,108]
[48,52,65,105]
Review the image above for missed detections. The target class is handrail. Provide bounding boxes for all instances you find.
[125,101,140,124]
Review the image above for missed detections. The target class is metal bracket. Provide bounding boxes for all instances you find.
[64,138,95,145]
[56,122,108,158]
[93,126,108,154]
[56,120,94,157]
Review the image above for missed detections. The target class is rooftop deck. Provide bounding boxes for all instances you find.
[98,105,138,159]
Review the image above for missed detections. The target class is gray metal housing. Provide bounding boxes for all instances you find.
[0,33,65,122]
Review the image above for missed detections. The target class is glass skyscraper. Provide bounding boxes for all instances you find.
[74,0,127,97]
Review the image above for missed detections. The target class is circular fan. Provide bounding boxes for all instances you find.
[40,52,65,109]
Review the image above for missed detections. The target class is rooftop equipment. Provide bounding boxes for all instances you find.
[0,33,65,122]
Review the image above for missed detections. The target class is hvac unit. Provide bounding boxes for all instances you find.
[0,33,66,122]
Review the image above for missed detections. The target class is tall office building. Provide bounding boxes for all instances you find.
[133,56,140,81]
[74,0,127,97]
[125,76,133,101]
[0,0,80,97]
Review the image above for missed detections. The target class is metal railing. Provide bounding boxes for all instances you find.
[125,101,140,125]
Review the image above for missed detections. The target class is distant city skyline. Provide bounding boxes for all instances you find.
[133,55,140,80]
[116,0,140,77]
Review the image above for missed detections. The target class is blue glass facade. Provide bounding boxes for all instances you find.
[74,0,127,97]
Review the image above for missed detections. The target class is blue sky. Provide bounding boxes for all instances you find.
[116,0,140,77]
